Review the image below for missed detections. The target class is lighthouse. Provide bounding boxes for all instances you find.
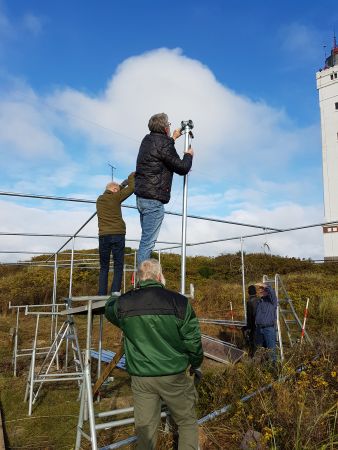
[316,36,338,260]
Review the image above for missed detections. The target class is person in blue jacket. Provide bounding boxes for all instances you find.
[254,283,278,362]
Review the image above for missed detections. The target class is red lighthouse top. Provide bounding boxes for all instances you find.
[324,34,338,68]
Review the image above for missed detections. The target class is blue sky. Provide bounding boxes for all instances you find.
[0,0,337,261]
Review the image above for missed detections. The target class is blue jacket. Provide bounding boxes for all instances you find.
[255,286,277,327]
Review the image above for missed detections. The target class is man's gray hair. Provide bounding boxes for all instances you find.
[138,258,163,282]
[148,113,169,133]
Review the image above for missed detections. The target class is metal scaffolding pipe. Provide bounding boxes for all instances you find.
[0,190,282,231]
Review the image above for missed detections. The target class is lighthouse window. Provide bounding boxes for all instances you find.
[331,74,334,80]
[335,102,338,110]
[335,73,338,78]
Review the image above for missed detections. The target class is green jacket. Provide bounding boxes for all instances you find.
[96,174,134,236]
[105,280,203,377]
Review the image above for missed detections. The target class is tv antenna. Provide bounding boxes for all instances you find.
[108,163,116,181]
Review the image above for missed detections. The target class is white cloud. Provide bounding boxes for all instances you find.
[46,48,319,181]
[0,48,324,262]
[0,83,65,159]
[22,13,43,36]
[0,196,324,264]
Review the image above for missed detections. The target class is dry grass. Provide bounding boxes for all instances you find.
[0,294,337,449]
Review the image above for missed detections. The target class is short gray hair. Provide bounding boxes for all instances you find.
[106,182,120,192]
[148,113,169,133]
[138,258,162,281]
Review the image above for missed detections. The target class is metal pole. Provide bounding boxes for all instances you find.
[51,254,58,343]
[85,299,98,449]
[0,190,283,231]
[97,315,103,381]
[180,126,191,295]
[13,308,19,376]
[28,313,40,415]
[69,237,75,299]
[240,238,247,325]
[300,298,310,344]
[65,238,76,370]
[275,274,284,361]
[133,251,137,288]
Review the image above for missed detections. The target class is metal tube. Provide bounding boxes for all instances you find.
[133,251,137,288]
[240,238,247,325]
[97,315,103,381]
[275,274,284,362]
[32,323,69,402]
[96,407,134,418]
[0,233,183,245]
[46,212,97,262]
[68,237,75,299]
[28,313,40,415]
[99,436,138,450]
[75,380,86,450]
[0,190,282,231]
[32,376,83,382]
[180,127,190,295]
[85,299,98,450]
[95,411,167,431]
[13,308,20,376]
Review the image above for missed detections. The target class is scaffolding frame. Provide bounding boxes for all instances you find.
[0,189,334,446]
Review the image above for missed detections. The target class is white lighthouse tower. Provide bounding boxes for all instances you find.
[316,36,338,260]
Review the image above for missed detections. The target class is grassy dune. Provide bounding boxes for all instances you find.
[0,251,337,449]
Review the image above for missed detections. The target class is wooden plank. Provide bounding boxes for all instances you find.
[92,344,125,397]
[60,299,107,316]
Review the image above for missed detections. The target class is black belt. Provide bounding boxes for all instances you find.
[257,324,274,328]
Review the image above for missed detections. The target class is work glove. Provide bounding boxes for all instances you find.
[189,366,202,384]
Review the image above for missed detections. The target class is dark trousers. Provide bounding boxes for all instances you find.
[98,234,125,295]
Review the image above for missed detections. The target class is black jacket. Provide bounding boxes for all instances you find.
[246,295,259,331]
[135,132,193,204]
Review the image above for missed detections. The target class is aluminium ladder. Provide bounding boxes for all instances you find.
[263,274,312,361]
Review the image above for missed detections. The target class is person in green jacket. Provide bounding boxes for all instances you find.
[96,172,134,295]
[105,258,203,450]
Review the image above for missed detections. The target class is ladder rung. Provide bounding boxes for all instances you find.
[285,320,297,324]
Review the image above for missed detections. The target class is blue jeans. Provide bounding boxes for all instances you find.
[255,326,277,362]
[98,234,125,295]
[136,197,164,267]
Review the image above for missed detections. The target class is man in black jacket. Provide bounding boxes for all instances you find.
[243,285,260,357]
[135,113,194,266]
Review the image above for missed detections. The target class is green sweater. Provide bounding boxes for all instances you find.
[96,174,134,236]
[105,280,204,377]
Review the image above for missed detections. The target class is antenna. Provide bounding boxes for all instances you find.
[108,163,116,181]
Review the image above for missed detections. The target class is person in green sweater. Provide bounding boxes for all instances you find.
[105,258,203,450]
[96,172,134,295]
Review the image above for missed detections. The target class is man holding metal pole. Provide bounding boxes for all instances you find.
[96,173,135,295]
[135,113,194,267]
[105,258,203,449]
